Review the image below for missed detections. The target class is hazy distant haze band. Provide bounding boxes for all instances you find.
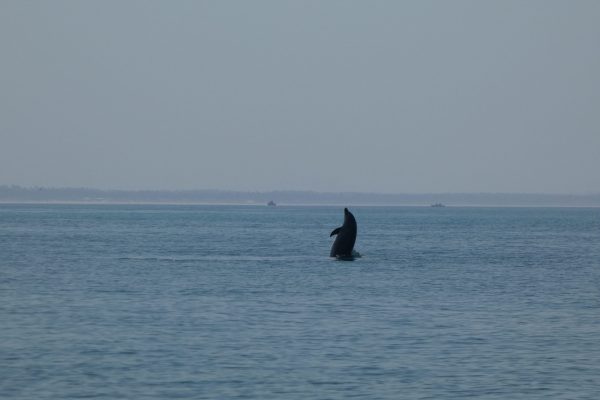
[1,186,599,207]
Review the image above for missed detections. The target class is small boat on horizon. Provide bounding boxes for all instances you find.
[431,203,446,207]
[267,200,276,206]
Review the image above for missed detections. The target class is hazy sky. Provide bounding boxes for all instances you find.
[1,1,599,193]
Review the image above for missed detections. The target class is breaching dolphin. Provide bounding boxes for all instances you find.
[329,208,357,259]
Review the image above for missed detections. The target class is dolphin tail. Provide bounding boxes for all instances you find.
[330,227,342,237]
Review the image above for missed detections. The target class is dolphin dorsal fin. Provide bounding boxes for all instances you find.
[330,227,342,237]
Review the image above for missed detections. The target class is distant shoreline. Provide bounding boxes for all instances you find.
[1,201,599,209]
[1,186,600,207]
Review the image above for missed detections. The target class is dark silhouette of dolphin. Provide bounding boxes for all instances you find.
[329,208,357,258]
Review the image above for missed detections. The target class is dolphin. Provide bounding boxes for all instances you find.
[329,208,357,259]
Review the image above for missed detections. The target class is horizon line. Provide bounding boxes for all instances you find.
[2,185,599,196]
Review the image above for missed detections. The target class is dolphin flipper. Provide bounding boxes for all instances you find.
[330,227,342,237]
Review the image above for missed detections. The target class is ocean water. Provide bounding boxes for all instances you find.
[1,204,599,399]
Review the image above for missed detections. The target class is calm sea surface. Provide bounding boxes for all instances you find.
[1,204,599,399]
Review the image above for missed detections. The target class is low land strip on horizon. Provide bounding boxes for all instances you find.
[1,186,600,207]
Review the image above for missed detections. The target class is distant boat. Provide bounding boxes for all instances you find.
[267,200,276,207]
[431,203,446,208]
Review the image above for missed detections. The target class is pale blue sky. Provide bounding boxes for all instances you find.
[1,1,599,193]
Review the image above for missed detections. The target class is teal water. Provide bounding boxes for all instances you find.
[1,204,599,399]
